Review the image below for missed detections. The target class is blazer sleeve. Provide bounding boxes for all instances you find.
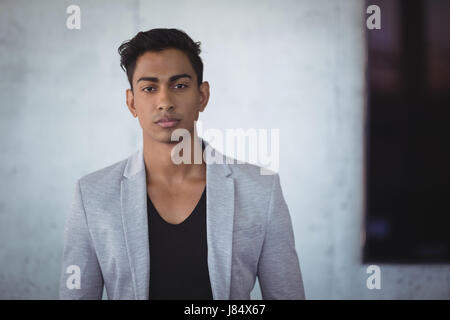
[257,173,306,300]
[59,179,104,299]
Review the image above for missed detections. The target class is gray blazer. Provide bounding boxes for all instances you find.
[59,141,305,300]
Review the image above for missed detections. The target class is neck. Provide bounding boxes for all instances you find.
[143,132,205,186]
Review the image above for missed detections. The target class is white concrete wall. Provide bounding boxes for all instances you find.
[0,0,449,299]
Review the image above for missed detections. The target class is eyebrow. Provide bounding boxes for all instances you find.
[136,73,192,83]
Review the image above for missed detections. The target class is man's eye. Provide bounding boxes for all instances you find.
[143,87,155,92]
[174,84,188,89]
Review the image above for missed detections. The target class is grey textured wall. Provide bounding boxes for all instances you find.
[1,0,449,299]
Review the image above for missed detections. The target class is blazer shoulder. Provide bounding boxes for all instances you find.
[78,154,129,189]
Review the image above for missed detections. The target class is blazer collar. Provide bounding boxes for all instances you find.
[120,139,235,299]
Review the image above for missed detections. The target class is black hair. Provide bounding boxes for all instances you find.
[118,28,203,90]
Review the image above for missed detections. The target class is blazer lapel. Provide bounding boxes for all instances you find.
[204,142,235,300]
[120,148,150,299]
[119,141,235,300]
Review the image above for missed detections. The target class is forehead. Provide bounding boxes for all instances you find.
[133,48,195,82]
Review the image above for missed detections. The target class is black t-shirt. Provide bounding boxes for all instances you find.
[147,186,213,300]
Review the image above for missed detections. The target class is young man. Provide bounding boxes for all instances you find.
[59,28,305,300]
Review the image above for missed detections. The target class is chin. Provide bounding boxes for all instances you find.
[146,127,190,145]
[158,133,183,144]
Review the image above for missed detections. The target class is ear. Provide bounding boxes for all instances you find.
[126,89,137,117]
[198,81,210,113]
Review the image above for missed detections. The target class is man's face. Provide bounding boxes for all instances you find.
[126,48,209,144]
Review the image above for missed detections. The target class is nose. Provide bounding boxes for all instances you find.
[157,86,174,111]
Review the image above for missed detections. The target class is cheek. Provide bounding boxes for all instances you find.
[177,90,198,106]
[135,92,152,106]
[135,96,154,117]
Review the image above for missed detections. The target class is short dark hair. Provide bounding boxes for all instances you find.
[118,28,203,90]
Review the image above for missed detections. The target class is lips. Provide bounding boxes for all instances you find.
[155,117,181,128]
[156,117,180,123]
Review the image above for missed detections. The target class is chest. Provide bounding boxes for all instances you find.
[147,181,206,225]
